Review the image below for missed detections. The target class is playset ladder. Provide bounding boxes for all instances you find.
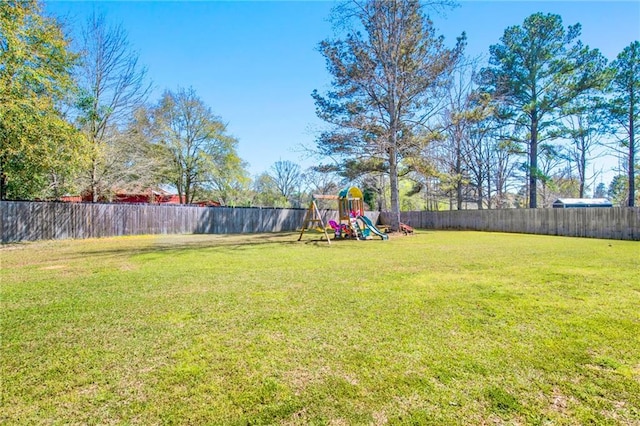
[297,199,331,244]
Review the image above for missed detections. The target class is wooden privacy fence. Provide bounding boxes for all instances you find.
[0,201,380,243]
[3,201,636,242]
[381,207,640,241]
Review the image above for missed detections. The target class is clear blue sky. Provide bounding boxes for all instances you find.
[46,1,640,181]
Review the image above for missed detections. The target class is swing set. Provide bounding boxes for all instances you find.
[297,194,337,244]
[298,186,387,244]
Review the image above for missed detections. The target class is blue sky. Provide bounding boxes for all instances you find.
[46,1,640,181]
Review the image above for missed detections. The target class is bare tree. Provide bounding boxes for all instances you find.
[437,62,498,209]
[555,95,607,198]
[269,160,302,206]
[440,67,472,209]
[75,11,151,201]
[462,115,492,209]
[302,167,340,197]
[487,126,521,209]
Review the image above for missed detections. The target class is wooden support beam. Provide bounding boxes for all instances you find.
[298,200,331,244]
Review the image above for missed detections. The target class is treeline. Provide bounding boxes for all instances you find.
[0,1,332,208]
[411,18,639,211]
[310,1,639,231]
[1,1,248,205]
[1,1,638,217]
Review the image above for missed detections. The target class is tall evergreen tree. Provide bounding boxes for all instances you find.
[608,41,639,207]
[481,13,607,208]
[312,0,463,230]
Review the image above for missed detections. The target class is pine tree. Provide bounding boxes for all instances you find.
[481,13,607,208]
[608,41,639,207]
[312,0,463,230]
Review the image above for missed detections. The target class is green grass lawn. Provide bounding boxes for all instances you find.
[1,231,639,425]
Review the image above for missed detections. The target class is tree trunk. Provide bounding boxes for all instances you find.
[455,138,463,210]
[0,155,6,201]
[388,143,401,232]
[91,158,98,203]
[628,89,635,207]
[175,176,184,205]
[90,99,99,204]
[485,167,491,210]
[578,161,585,198]
[529,116,539,208]
[377,175,384,212]
[184,176,191,205]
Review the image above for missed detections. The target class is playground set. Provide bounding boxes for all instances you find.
[298,186,388,244]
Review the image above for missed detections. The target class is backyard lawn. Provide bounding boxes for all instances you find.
[1,231,639,424]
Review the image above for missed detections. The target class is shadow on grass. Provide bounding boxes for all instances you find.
[7,232,330,265]
[3,231,383,269]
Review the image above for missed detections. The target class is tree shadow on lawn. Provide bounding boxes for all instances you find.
[3,232,371,271]
[5,232,323,265]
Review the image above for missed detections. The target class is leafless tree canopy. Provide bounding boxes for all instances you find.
[75,11,151,201]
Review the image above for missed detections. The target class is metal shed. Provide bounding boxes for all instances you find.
[552,198,613,208]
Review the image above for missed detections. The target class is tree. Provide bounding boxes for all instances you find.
[301,167,340,197]
[487,130,521,209]
[74,12,151,202]
[0,0,87,200]
[121,106,175,192]
[537,143,568,206]
[148,87,244,204]
[481,13,607,208]
[593,181,606,198]
[439,65,474,210]
[608,41,639,207]
[269,160,302,206]
[205,158,250,206]
[461,102,498,209]
[312,0,463,230]
[438,64,499,210]
[251,172,287,207]
[608,174,628,206]
[556,94,608,198]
